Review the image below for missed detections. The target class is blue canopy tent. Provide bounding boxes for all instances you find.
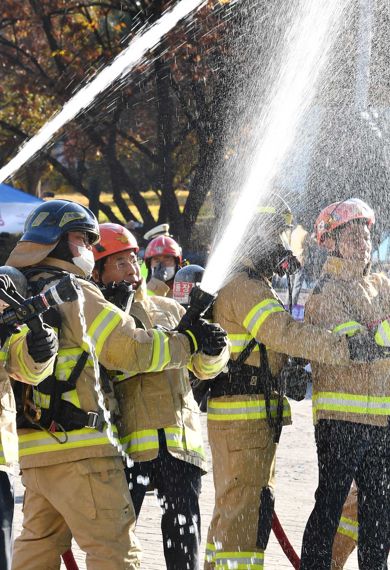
[0,183,42,234]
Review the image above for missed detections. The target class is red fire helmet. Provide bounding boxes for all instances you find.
[93,223,139,262]
[144,235,182,263]
[315,198,375,244]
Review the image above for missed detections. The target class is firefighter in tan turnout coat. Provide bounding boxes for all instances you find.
[300,198,390,570]
[92,222,229,570]
[0,271,57,570]
[7,200,226,570]
[204,194,386,570]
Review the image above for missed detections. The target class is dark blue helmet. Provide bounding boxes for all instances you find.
[21,200,100,245]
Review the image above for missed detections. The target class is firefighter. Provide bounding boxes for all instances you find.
[6,199,225,570]
[300,198,390,570]
[144,235,183,296]
[203,193,388,570]
[92,223,228,570]
[0,272,57,570]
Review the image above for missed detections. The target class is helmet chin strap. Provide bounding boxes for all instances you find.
[50,234,74,263]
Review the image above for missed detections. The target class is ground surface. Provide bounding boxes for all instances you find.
[13,393,370,570]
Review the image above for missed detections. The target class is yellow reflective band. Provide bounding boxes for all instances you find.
[147,288,156,296]
[0,446,6,465]
[228,333,260,354]
[258,206,276,214]
[145,329,171,373]
[194,359,222,376]
[313,392,390,417]
[61,389,81,408]
[205,542,217,562]
[337,516,359,542]
[185,329,198,352]
[33,391,50,409]
[165,426,206,459]
[83,307,122,357]
[332,321,365,337]
[243,299,284,338]
[0,342,8,363]
[121,426,206,460]
[18,425,118,456]
[375,319,390,347]
[207,398,291,421]
[214,551,264,569]
[14,332,49,385]
[56,349,93,381]
[121,429,159,454]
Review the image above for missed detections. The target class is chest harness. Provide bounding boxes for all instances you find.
[15,267,113,443]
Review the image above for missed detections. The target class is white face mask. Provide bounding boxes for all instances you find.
[152,264,176,282]
[72,245,95,277]
[163,266,176,281]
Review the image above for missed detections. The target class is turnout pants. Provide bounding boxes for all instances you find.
[0,471,14,570]
[125,429,202,570]
[205,417,276,570]
[300,420,390,570]
[12,456,141,570]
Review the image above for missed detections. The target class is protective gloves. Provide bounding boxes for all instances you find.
[182,318,227,356]
[0,275,17,294]
[279,358,311,401]
[348,331,390,362]
[26,325,58,363]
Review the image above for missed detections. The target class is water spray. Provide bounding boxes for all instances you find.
[201,0,352,296]
[77,289,133,467]
[0,0,206,185]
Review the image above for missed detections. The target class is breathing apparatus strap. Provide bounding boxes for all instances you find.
[17,268,106,438]
[259,343,284,443]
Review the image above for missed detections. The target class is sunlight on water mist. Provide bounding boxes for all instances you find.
[201,0,351,295]
[0,0,205,185]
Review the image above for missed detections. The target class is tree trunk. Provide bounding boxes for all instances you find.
[154,52,183,238]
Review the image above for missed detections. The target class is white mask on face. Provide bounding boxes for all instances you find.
[163,266,176,281]
[72,245,95,277]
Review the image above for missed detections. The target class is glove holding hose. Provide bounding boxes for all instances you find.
[182,318,227,356]
[176,285,227,356]
[348,330,390,362]
[26,325,58,363]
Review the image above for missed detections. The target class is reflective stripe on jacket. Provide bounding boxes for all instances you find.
[14,257,193,469]
[209,270,351,428]
[306,256,390,426]
[115,283,230,472]
[207,396,291,422]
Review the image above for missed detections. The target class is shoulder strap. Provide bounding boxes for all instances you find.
[230,338,258,370]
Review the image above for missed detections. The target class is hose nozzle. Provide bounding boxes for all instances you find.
[177,286,216,332]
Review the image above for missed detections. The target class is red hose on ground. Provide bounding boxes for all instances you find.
[62,549,79,570]
[272,511,301,569]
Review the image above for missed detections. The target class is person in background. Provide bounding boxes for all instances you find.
[300,198,390,570]
[0,272,57,570]
[92,223,229,570]
[144,235,183,297]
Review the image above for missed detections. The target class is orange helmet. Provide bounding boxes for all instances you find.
[315,198,375,244]
[144,235,182,263]
[93,223,139,262]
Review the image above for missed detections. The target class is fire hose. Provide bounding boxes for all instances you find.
[62,549,79,570]
[272,511,301,569]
